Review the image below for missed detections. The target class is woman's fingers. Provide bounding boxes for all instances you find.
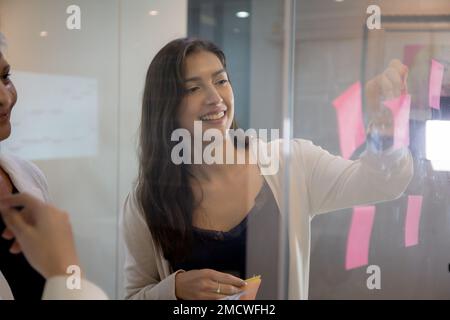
[216,283,242,296]
[207,269,246,288]
[206,279,243,296]
[0,192,38,210]
[388,59,408,79]
[2,227,14,240]
[176,269,247,300]
[384,67,403,97]
[387,59,409,93]
[0,203,31,238]
[367,59,409,110]
[380,73,395,100]
[9,240,22,254]
[204,269,246,297]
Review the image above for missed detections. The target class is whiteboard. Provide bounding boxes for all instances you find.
[2,71,98,160]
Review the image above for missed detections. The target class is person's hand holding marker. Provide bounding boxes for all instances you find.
[365,59,409,150]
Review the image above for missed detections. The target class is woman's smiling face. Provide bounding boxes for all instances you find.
[0,52,17,141]
[177,50,234,136]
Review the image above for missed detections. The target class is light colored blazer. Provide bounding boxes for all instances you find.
[0,152,50,300]
[0,152,107,300]
[121,138,414,300]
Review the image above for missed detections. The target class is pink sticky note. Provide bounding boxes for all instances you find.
[405,195,423,247]
[429,59,445,110]
[383,94,411,149]
[333,82,366,159]
[345,206,376,270]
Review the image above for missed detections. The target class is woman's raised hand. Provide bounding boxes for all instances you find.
[365,59,409,142]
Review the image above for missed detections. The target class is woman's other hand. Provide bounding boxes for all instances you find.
[0,193,80,279]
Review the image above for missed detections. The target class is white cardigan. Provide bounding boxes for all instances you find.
[121,138,414,300]
[0,152,107,300]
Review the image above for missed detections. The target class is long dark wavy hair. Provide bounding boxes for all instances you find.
[137,38,238,266]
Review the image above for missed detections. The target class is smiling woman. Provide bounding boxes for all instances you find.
[0,53,15,140]
[121,37,413,300]
[0,33,51,300]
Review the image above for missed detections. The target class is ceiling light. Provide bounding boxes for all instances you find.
[236,11,250,18]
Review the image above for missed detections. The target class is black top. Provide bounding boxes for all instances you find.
[0,186,45,300]
[172,179,280,299]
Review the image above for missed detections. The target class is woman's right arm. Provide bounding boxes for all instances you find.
[121,191,181,300]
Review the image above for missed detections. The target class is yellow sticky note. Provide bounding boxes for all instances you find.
[240,275,262,300]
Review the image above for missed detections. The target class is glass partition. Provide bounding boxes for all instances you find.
[296,0,450,299]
